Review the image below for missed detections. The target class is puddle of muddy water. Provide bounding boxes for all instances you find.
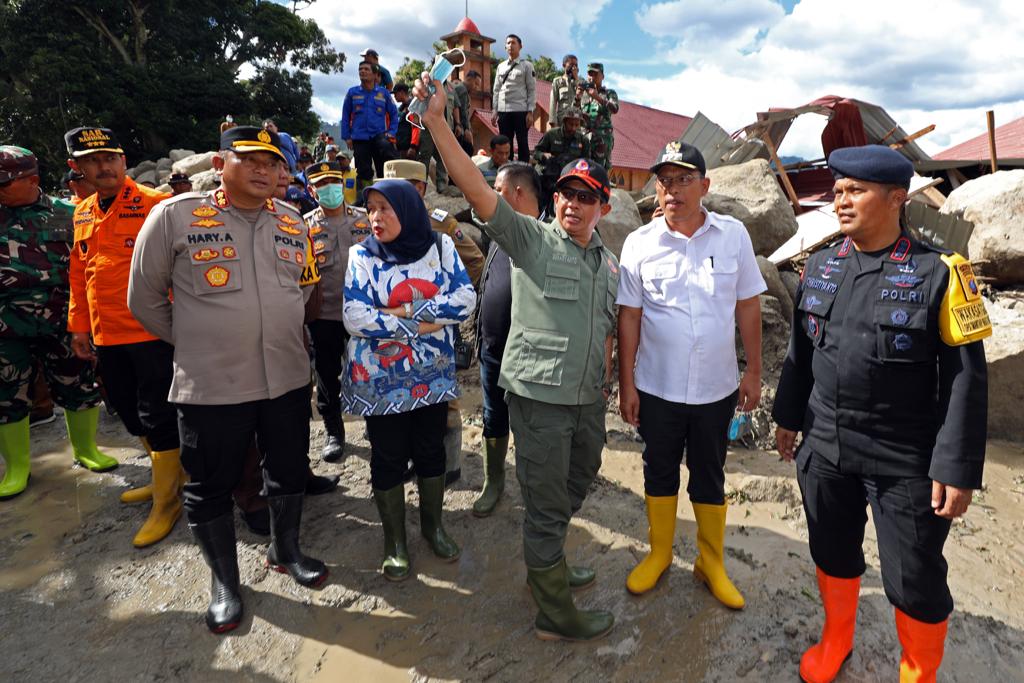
[0,439,135,591]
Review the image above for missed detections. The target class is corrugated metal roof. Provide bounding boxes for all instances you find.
[934,114,1024,162]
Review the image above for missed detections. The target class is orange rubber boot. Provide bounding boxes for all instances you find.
[895,609,947,683]
[800,567,860,683]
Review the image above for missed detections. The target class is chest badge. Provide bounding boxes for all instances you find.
[192,248,219,262]
[204,265,230,287]
[222,246,237,258]
[192,205,219,218]
[191,218,224,229]
[277,223,302,235]
[890,308,909,326]
[279,214,299,226]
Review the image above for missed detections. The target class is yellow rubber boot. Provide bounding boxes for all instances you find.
[120,437,153,504]
[692,501,745,610]
[896,609,947,683]
[132,448,183,548]
[626,494,678,595]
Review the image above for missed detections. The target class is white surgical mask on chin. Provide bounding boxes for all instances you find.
[317,184,344,209]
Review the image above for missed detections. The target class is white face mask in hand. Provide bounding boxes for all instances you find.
[407,49,466,129]
[316,184,345,209]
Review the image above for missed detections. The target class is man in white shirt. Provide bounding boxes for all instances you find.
[490,34,536,163]
[617,142,766,609]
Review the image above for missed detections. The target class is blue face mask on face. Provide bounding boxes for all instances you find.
[316,183,345,209]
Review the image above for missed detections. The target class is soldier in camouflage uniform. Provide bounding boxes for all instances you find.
[548,55,580,129]
[578,62,619,172]
[533,107,591,213]
[0,146,115,500]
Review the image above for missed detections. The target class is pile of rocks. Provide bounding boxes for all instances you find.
[126,148,219,193]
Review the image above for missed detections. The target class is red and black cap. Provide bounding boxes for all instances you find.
[650,141,706,175]
[0,146,39,184]
[554,158,611,203]
[64,126,124,158]
[219,125,286,162]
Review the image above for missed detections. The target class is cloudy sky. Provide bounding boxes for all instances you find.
[298,0,1024,160]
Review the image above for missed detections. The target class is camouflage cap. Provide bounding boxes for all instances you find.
[561,106,584,122]
[586,62,604,74]
[0,146,39,184]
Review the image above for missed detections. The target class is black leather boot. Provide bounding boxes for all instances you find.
[321,414,345,463]
[266,494,329,588]
[190,514,243,634]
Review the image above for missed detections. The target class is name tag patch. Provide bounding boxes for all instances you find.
[804,276,838,294]
[952,301,991,334]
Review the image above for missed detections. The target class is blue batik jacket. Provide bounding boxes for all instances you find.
[342,233,475,416]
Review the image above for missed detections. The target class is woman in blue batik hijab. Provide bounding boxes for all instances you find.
[342,179,475,581]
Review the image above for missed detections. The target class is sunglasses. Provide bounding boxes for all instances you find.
[656,174,701,190]
[557,187,601,206]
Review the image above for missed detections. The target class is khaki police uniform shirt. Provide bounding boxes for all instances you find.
[479,196,618,405]
[304,204,370,321]
[128,188,317,405]
[428,206,484,288]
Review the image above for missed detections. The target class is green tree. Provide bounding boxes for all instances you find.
[0,0,345,186]
[394,58,428,89]
[530,55,562,82]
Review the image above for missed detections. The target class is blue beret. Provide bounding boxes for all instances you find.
[827,144,913,189]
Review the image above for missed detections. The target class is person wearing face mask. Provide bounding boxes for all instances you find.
[342,179,475,581]
[303,160,370,463]
[415,73,619,642]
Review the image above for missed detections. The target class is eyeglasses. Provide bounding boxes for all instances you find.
[557,187,600,206]
[656,174,701,190]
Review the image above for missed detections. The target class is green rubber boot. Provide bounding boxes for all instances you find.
[472,436,507,517]
[417,475,460,561]
[568,565,596,590]
[372,485,411,581]
[65,407,118,472]
[526,558,614,641]
[0,417,32,500]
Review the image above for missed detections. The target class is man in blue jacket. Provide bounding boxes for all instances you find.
[342,61,399,202]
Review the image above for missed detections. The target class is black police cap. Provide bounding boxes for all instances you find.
[828,145,914,189]
[650,141,706,176]
[305,160,346,182]
[219,126,286,162]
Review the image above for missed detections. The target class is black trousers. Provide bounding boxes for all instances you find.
[364,402,447,490]
[95,340,178,451]
[497,111,530,162]
[797,447,954,623]
[637,389,737,502]
[352,135,397,181]
[307,319,347,418]
[177,385,311,523]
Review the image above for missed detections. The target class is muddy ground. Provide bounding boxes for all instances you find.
[2,376,1022,683]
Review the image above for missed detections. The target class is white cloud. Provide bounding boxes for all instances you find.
[616,0,1024,159]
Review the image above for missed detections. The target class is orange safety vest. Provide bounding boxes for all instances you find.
[68,177,171,345]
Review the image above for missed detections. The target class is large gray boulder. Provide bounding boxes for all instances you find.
[189,169,219,192]
[129,159,158,180]
[596,188,643,259]
[169,148,197,163]
[134,169,157,187]
[156,157,173,172]
[705,158,797,256]
[940,169,1024,286]
[757,255,793,323]
[172,151,217,177]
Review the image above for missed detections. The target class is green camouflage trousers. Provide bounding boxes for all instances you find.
[0,333,101,424]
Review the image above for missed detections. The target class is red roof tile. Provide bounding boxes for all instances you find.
[934,115,1024,161]
[473,80,692,171]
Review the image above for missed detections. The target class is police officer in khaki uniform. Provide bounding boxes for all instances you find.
[382,159,484,483]
[303,160,370,462]
[773,145,990,683]
[415,73,618,642]
[128,127,328,635]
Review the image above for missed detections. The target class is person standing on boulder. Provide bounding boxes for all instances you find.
[773,145,990,683]
[65,126,183,549]
[617,142,765,607]
[415,71,619,642]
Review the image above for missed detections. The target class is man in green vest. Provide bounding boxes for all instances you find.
[414,73,619,642]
